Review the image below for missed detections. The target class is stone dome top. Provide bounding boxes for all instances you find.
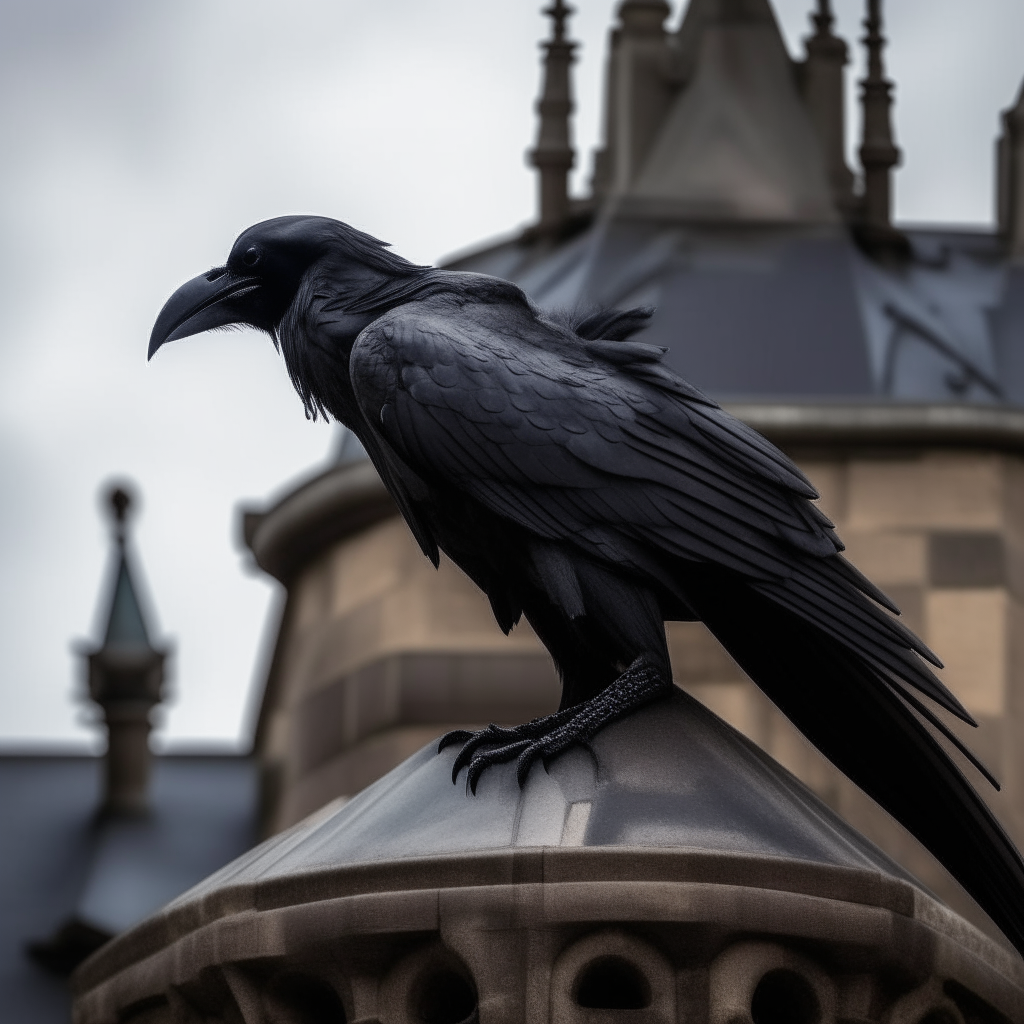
[173,688,915,901]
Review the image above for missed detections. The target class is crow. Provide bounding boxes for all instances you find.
[150,215,1024,953]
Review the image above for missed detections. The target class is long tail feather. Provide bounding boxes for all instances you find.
[684,566,1024,956]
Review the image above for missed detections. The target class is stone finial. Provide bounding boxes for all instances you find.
[529,0,577,231]
[110,486,130,529]
[86,483,167,815]
[856,0,909,258]
[801,0,855,217]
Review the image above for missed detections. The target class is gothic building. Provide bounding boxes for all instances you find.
[0,489,258,1023]
[243,0,1024,949]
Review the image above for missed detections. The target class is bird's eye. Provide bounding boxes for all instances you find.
[242,246,261,267]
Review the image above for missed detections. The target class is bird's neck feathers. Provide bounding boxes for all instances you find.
[276,258,439,424]
[274,257,529,425]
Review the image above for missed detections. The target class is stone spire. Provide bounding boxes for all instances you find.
[529,0,577,231]
[800,0,855,217]
[997,78,1024,261]
[601,0,672,196]
[856,0,908,257]
[626,0,836,225]
[85,486,167,815]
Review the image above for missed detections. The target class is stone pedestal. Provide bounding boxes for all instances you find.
[72,690,1024,1024]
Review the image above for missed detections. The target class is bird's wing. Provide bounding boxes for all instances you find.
[351,304,961,719]
[353,308,829,560]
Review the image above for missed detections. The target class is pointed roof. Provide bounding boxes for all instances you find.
[102,556,152,649]
[445,1,1020,405]
[94,487,158,656]
[623,0,837,223]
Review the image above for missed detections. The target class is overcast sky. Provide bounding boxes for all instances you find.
[1,0,1021,751]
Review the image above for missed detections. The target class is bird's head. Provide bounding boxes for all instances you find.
[148,215,426,359]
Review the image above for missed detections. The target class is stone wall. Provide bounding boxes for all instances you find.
[674,448,1024,937]
[254,514,559,832]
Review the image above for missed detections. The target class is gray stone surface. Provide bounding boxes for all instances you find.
[171,688,914,906]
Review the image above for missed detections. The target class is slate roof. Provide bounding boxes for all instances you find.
[443,0,1024,406]
[0,753,257,1024]
[446,224,1022,404]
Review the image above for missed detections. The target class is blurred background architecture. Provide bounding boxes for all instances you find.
[3,0,1024,1020]
[0,489,258,1021]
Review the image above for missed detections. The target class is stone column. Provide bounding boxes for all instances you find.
[529,0,577,231]
[856,0,909,258]
[85,487,167,816]
[801,0,855,218]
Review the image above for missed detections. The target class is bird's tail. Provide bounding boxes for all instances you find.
[683,568,1024,956]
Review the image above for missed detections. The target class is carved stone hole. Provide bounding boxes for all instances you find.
[414,968,478,1024]
[574,956,652,1010]
[750,970,821,1024]
[266,973,347,1024]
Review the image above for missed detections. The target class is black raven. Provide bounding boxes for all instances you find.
[150,216,1024,953]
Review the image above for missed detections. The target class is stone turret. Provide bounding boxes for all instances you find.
[856,0,908,258]
[85,486,167,816]
[607,1,674,197]
[591,2,673,201]
[800,0,856,217]
[529,0,577,231]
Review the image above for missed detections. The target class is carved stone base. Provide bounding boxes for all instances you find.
[72,690,1024,1024]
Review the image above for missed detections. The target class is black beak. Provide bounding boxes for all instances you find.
[148,268,261,359]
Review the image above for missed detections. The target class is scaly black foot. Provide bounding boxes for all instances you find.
[438,710,578,783]
[439,658,671,793]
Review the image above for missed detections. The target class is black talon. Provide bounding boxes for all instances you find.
[515,742,544,787]
[452,742,477,783]
[439,708,582,783]
[450,723,512,781]
[438,729,473,752]
[466,739,532,793]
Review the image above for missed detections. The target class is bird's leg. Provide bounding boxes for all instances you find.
[442,657,672,793]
